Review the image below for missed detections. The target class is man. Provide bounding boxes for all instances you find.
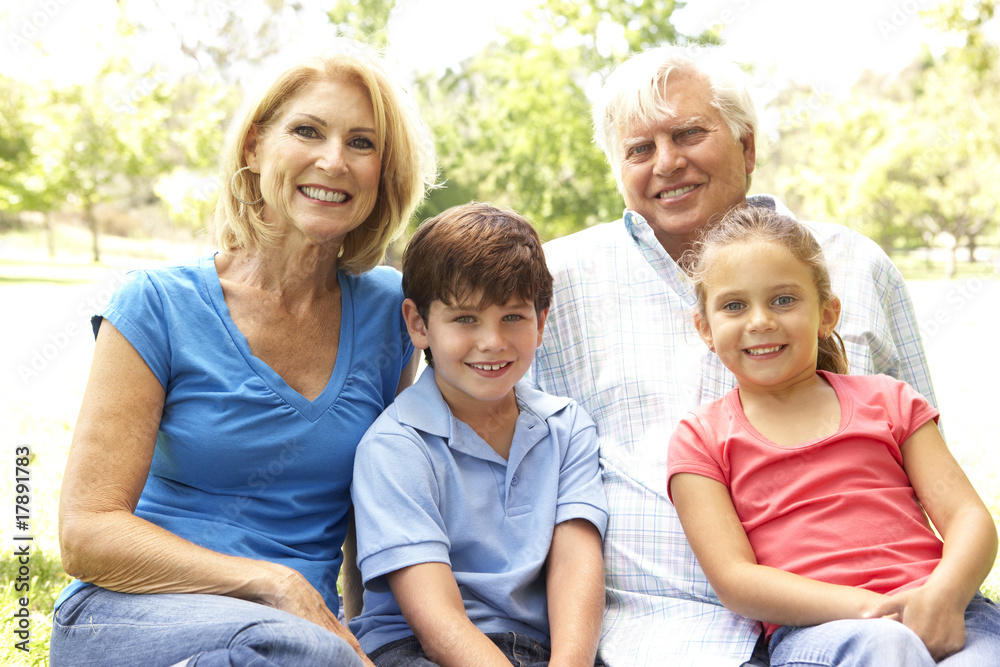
[532,45,937,666]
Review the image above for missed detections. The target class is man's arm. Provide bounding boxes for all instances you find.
[879,263,937,405]
[386,562,511,667]
[546,518,605,667]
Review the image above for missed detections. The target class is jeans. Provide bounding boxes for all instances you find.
[769,594,1000,666]
[49,585,363,667]
[368,632,604,667]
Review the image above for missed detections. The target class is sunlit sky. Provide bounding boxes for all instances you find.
[1,0,959,94]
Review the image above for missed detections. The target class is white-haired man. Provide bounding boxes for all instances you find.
[532,45,937,667]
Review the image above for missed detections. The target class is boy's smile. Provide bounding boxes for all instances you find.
[403,295,547,425]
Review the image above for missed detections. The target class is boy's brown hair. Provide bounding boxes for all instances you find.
[402,201,553,322]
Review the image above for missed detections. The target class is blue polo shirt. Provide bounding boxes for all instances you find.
[349,368,608,654]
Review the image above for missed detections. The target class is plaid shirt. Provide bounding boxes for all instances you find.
[531,195,936,666]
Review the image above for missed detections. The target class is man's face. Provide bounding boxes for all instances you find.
[618,71,755,261]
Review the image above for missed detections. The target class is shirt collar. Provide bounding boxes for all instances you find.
[392,366,570,439]
[620,195,789,304]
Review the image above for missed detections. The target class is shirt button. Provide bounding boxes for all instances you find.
[511,476,519,486]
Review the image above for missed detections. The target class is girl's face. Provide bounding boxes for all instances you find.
[245,77,381,248]
[694,240,840,395]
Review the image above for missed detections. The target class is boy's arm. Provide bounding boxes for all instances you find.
[386,562,511,667]
[670,473,889,626]
[546,518,604,667]
[865,421,998,661]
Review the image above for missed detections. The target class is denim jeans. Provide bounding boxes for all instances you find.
[368,632,604,667]
[769,593,1000,667]
[49,585,363,667]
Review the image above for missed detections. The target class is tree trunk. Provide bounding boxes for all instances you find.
[967,234,977,264]
[946,245,957,280]
[45,212,56,258]
[85,203,101,263]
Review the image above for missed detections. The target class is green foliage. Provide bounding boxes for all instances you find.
[770,0,1000,274]
[0,74,38,215]
[328,0,393,46]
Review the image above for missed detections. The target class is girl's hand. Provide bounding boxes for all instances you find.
[865,585,966,661]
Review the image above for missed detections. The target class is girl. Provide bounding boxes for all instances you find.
[667,206,999,666]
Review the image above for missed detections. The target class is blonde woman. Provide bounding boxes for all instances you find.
[52,44,436,667]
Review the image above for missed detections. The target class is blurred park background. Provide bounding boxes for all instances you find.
[1,0,998,665]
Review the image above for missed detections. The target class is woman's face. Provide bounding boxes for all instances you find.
[246,77,381,247]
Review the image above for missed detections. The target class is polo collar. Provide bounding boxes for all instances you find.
[392,367,570,440]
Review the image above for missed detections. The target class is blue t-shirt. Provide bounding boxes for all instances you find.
[56,254,413,611]
[349,368,609,654]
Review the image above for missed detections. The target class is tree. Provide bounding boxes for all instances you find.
[328,0,394,46]
[769,0,999,274]
[0,75,39,218]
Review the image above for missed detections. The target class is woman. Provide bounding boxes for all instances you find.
[51,45,436,667]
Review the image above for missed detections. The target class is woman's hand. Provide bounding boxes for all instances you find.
[261,563,375,666]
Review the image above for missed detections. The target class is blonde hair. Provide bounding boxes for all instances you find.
[592,44,758,193]
[687,206,849,374]
[215,47,437,274]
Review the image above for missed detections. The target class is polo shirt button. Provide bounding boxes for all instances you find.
[511,476,518,486]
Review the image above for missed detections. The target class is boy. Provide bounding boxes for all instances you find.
[349,202,609,667]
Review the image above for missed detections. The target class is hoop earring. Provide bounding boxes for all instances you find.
[231,166,263,206]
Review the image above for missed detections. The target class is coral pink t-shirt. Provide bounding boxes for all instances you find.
[667,371,943,636]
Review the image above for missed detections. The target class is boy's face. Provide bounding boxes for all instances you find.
[402,294,547,419]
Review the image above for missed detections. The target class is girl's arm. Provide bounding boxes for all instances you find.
[545,518,604,667]
[865,421,998,660]
[59,322,370,662]
[386,562,511,667]
[670,472,888,626]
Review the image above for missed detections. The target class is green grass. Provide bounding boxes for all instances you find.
[892,253,999,281]
[0,550,66,667]
[1,242,998,664]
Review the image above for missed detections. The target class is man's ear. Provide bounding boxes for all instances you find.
[693,312,715,351]
[535,307,549,348]
[402,299,430,351]
[741,129,756,181]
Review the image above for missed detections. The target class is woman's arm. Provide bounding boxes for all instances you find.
[387,562,511,667]
[670,473,888,626]
[865,421,998,660]
[546,518,604,667]
[59,322,368,659]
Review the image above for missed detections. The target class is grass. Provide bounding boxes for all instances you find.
[0,550,65,667]
[1,235,997,665]
[891,252,999,281]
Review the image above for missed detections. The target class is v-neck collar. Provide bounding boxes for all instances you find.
[201,253,353,422]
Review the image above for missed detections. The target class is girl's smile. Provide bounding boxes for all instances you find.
[695,240,840,396]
